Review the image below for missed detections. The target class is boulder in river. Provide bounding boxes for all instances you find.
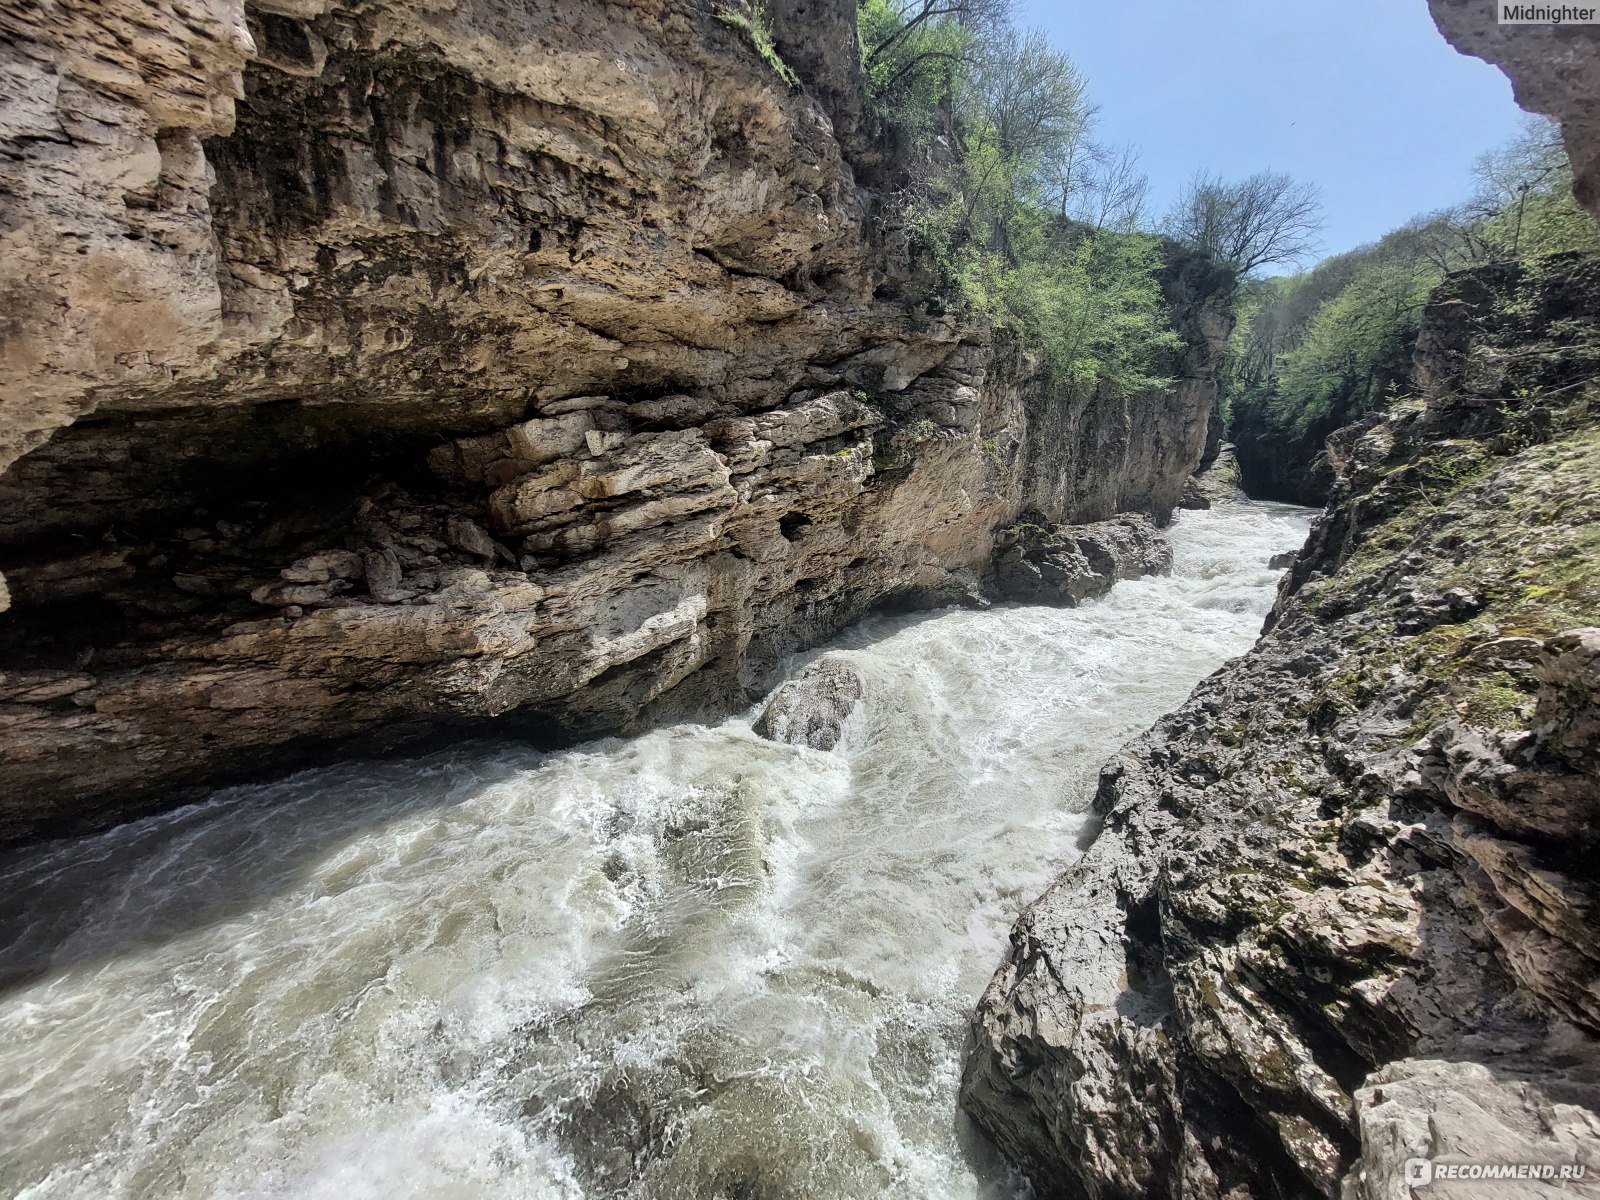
[992,513,1172,606]
[752,658,864,751]
[1176,475,1212,509]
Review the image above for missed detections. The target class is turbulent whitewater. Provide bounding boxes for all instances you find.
[0,501,1310,1200]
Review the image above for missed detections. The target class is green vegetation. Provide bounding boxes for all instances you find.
[1225,117,1600,498]
[851,2,1337,408]
[857,3,1204,397]
[716,2,799,88]
[1244,249,1437,438]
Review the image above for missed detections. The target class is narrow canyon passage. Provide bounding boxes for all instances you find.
[0,501,1311,1200]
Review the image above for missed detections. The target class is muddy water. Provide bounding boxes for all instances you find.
[0,500,1313,1200]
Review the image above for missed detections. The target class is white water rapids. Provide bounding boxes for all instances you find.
[0,500,1311,1200]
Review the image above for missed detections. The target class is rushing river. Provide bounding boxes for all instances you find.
[0,500,1311,1200]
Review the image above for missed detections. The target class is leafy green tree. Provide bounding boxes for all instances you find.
[1226,116,1600,466]
[1274,253,1436,433]
[1469,117,1600,261]
[857,1,1200,400]
[1222,220,1450,499]
[857,0,1007,146]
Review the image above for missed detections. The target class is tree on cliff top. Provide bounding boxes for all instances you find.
[857,0,1011,129]
[856,0,1180,397]
[1467,115,1600,261]
[860,0,1013,78]
[1165,171,1324,278]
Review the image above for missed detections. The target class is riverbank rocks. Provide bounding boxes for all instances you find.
[0,0,1233,843]
[961,256,1600,1199]
[992,513,1173,606]
[1177,476,1211,509]
[1185,443,1247,509]
[752,658,864,751]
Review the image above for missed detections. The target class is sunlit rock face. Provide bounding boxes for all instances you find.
[0,0,1228,842]
[1429,0,1600,215]
[962,28,1600,1196]
[961,255,1600,1199]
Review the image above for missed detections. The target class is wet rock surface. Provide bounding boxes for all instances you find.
[962,256,1600,1198]
[751,657,863,751]
[992,514,1174,607]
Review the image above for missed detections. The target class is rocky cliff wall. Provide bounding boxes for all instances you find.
[0,0,1225,843]
[1020,249,1236,525]
[962,253,1600,1198]
[1431,0,1600,219]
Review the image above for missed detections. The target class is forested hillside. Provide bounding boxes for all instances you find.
[1226,116,1600,502]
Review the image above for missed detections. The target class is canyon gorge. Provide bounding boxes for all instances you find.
[0,0,1228,842]
[1,0,1598,1198]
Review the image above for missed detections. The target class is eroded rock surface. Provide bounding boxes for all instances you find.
[0,0,1230,841]
[1179,443,1246,512]
[1430,0,1600,217]
[992,513,1173,607]
[962,257,1600,1198]
[752,656,863,751]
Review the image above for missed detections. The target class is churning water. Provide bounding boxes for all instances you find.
[0,500,1312,1200]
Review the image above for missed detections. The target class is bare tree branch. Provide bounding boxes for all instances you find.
[1165,170,1324,276]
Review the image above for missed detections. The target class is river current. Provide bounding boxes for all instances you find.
[0,499,1312,1200]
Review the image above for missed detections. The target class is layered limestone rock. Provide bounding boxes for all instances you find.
[962,256,1600,1198]
[0,0,1227,841]
[0,348,1024,841]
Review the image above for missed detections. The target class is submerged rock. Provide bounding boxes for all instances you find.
[992,513,1173,606]
[752,658,864,751]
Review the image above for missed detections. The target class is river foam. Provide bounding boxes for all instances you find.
[0,499,1312,1200]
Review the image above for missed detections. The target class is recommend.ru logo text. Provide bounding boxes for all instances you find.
[1406,1158,1589,1187]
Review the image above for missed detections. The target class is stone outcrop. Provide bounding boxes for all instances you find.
[1430,0,1600,218]
[962,255,1600,1198]
[1177,443,1245,511]
[1020,249,1237,525]
[992,513,1173,607]
[751,656,863,751]
[0,0,1229,842]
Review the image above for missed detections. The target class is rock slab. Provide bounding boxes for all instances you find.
[992,513,1173,606]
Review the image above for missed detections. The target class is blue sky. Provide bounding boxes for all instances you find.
[1013,0,1529,266]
